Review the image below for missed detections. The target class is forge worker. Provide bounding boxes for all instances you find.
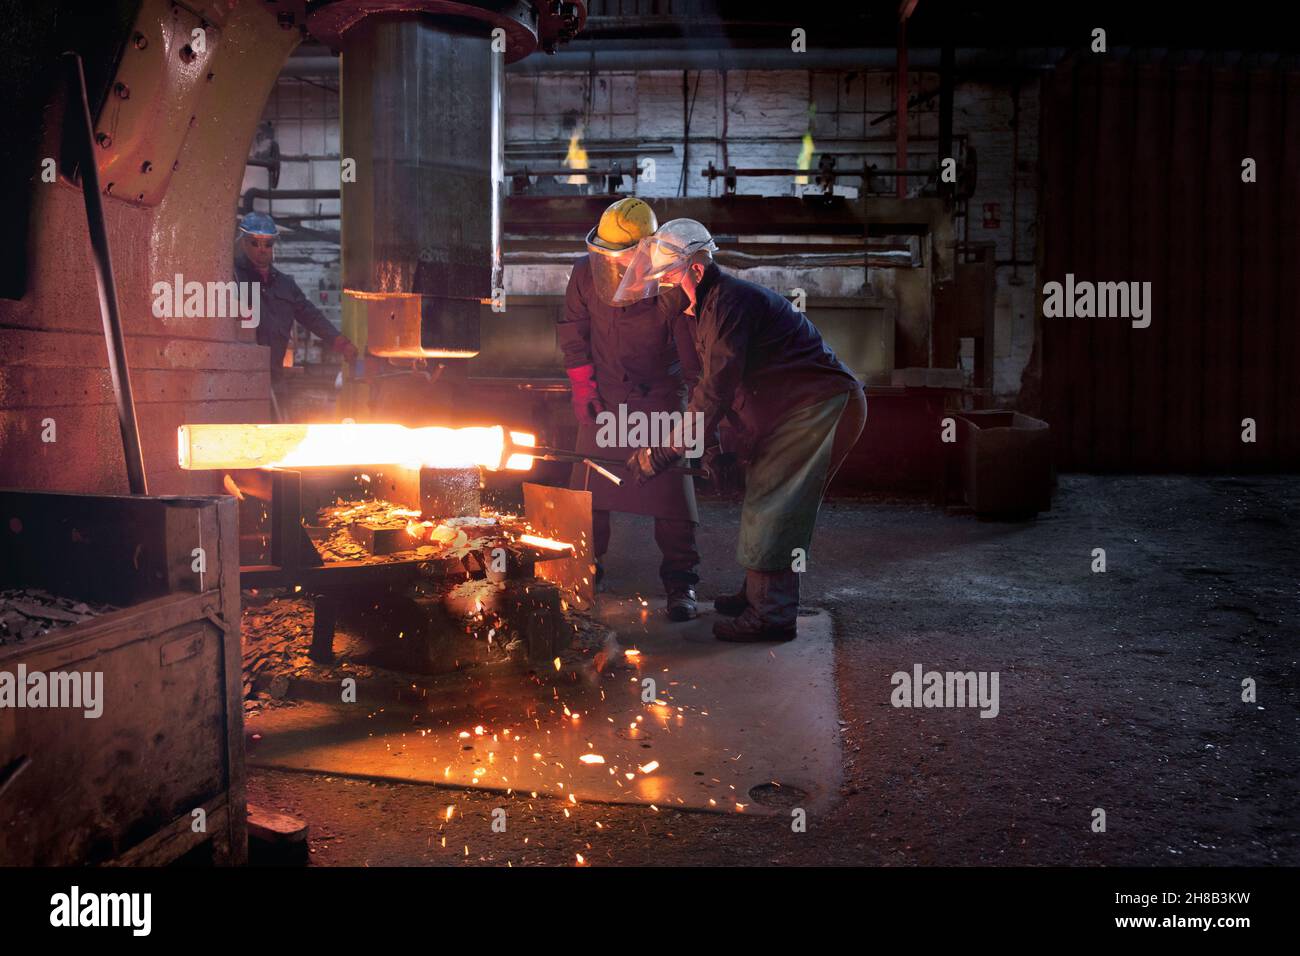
[557,198,703,621]
[617,219,867,643]
[234,211,357,420]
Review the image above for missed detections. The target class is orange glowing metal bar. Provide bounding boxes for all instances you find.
[176,423,536,472]
[517,533,572,552]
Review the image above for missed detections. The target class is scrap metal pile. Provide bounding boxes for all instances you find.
[311,497,561,569]
[0,589,116,645]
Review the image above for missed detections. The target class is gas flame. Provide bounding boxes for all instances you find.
[564,125,589,185]
[795,130,815,186]
[177,424,536,472]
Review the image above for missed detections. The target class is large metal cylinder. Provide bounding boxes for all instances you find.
[340,15,500,357]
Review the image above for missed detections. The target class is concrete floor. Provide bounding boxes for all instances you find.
[248,475,1300,866]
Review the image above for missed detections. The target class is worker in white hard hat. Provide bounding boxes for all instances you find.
[617,218,868,642]
[556,198,702,621]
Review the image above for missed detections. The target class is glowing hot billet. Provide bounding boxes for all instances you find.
[177,423,536,471]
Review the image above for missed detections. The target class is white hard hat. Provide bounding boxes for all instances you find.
[612,219,717,305]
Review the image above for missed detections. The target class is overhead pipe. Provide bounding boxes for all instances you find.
[507,46,1069,73]
[281,46,1068,76]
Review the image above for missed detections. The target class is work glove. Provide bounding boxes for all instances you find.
[331,336,359,362]
[701,445,741,495]
[626,445,682,485]
[566,364,606,425]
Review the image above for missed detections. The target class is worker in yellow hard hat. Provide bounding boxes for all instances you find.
[557,198,702,621]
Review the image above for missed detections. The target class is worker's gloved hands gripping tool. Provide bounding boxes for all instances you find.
[626,445,682,484]
[566,364,606,426]
[626,443,738,489]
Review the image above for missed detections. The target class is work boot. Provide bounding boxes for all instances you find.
[713,606,797,643]
[665,585,698,622]
[713,585,748,617]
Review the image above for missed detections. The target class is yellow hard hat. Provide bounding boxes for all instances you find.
[590,198,658,252]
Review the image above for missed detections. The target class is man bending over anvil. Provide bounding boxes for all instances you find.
[615,219,867,642]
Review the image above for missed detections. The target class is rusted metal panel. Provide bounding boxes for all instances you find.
[522,482,594,612]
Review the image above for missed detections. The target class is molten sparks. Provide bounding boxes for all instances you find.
[579,754,605,765]
[638,760,660,775]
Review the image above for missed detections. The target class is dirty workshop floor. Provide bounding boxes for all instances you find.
[246,475,1300,866]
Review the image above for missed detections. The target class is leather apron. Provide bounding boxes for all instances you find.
[736,390,849,570]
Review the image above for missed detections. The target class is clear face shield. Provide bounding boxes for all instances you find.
[611,234,717,305]
[585,226,639,307]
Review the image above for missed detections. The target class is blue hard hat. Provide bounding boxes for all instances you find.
[238,211,277,236]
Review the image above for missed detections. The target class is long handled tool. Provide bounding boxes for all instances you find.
[523,444,709,479]
[64,52,148,494]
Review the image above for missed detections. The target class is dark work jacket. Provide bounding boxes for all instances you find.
[686,263,860,443]
[558,255,699,520]
[558,256,700,405]
[235,254,341,373]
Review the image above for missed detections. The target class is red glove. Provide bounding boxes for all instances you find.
[331,336,359,361]
[566,364,605,425]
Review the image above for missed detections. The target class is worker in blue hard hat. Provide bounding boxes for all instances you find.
[235,211,357,419]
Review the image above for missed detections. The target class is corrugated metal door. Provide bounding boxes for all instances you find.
[1039,59,1299,471]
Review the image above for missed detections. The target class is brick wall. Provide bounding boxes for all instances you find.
[249,66,1041,401]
